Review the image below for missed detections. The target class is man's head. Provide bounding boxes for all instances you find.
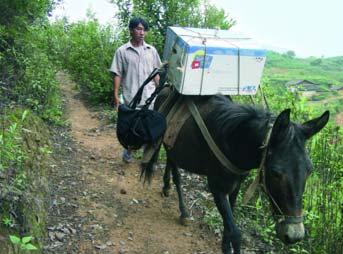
[129,17,149,45]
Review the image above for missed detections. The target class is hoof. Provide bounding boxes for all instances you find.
[179,216,191,226]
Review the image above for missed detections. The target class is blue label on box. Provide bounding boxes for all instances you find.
[175,37,266,57]
[241,85,257,93]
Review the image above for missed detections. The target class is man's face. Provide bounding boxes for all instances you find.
[130,23,145,43]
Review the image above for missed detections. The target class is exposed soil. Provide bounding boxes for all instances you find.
[42,72,225,254]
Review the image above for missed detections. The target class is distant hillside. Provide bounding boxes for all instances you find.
[264,51,343,118]
[264,51,343,89]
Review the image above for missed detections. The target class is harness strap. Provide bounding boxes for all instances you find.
[186,98,247,176]
[242,172,261,205]
[274,214,304,224]
[243,123,273,205]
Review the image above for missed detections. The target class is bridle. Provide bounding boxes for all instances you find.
[244,121,305,225]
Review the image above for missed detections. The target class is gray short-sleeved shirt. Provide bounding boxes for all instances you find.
[109,41,162,106]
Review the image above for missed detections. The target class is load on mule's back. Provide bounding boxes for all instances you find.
[140,27,330,254]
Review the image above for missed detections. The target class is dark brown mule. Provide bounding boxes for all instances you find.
[141,90,329,254]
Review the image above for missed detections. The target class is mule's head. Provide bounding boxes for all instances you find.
[265,109,329,244]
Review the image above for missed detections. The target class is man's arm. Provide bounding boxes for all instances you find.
[153,47,162,86]
[114,75,121,109]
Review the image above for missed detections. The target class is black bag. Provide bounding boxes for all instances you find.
[117,104,166,149]
[116,67,168,150]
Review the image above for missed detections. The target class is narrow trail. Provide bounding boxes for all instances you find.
[43,72,221,254]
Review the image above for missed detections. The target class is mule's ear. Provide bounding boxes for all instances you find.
[301,111,330,139]
[270,109,291,145]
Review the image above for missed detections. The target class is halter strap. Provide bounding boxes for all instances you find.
[243,123,273,205]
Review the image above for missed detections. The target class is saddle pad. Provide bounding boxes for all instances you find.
[163,100,191,148]
[141,90,213,164]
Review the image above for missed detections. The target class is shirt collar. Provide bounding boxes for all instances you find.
[125,41,151,50]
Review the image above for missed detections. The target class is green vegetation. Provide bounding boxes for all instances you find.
[9,235,38,251]
[265,51,343,86]
[1,0,58,251]
[0,111,28,201]
[1,109,52,251]
[56,19,121,103]
[0,0,62,123]
[264,52,343,118]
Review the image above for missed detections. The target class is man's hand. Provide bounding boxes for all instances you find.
[113,75,121,110]
[114,96,120,110]
[154,74,160,87]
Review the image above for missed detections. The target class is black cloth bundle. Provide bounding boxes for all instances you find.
[116,67,167,150]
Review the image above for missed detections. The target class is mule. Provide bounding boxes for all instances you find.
[141,92,329,254]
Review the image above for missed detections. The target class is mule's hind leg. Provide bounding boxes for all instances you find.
[168,158,190,225]
[229,183,241,210]
[162,166,171,197]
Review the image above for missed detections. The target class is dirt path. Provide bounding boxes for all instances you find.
[43,72,222,254]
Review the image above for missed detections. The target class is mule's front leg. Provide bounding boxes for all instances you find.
[208,180,241,254]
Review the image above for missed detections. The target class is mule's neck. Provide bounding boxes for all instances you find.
[220,117,271,171]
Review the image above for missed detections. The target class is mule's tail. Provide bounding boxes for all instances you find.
[140,144,161,184]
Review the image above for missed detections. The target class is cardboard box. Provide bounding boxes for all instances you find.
[163,27,267,95]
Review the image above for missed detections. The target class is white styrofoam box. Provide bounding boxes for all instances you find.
[163,27,267,95]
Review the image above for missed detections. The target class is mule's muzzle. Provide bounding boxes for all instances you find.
[276,220,305,244]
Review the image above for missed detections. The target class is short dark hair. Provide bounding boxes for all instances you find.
[129,17,149,31]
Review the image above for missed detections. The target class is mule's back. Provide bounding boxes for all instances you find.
[156,89,235,175]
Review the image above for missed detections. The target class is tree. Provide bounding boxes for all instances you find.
[285,50,296,58]
[0,0,57,41]
[112,0,236,53]
[202,3,236,29]
[310,58,322,66]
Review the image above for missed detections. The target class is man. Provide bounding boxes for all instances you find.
[109,17,162,163]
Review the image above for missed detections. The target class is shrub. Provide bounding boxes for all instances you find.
[58,20,122,103]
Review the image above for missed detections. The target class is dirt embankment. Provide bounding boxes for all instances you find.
[43,72,222,254]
